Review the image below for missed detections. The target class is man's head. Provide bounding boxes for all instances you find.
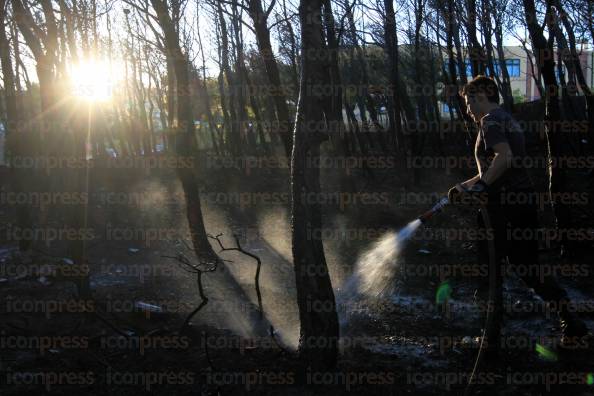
[460,76,500,122]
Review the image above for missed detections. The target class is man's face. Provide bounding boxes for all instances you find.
[464,94,482,122]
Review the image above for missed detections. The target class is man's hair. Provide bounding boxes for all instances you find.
[460,75,500,104]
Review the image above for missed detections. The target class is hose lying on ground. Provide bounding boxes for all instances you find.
[463,201,498,396]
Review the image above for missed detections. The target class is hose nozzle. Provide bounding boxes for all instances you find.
[418,196,449,224]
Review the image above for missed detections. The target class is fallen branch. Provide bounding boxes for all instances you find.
[180,270,209,331]
[202,330,215,370]
[208,233,264,319]
[162,238,218,332]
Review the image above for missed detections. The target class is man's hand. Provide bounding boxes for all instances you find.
[468,179,488,193]
[465,180,490,204]
[448,180,490,205]
[448,183,465,204]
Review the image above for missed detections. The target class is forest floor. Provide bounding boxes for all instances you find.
[1,145,594,395]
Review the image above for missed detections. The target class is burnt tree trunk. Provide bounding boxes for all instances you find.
[216,2,241,156]
[280,0,300,100]
[522,0,572,254]
[230,1,252,152]
[554,0,594,152]
[291,0,339,371]
[465,0,486,76]
[196,25,221,155]
[247,0,293,157]
[151,0,219,262]
[166,55,176,150]
[0,0,32,252]
[383,0,405,153]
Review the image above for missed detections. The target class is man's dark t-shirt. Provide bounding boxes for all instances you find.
[474,107,533,192]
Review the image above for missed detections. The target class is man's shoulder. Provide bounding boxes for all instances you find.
[481,108,522,134]
[482,107,511,124]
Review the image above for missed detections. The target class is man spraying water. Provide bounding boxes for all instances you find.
[448,75,588,358]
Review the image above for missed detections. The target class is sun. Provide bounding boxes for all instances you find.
[69,59,121,102]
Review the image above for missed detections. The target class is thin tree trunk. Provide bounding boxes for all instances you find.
[151,0,219,262]
[0,0,32,251]
[292,0,339,370]
[217,2,241,155]
[465,0,486,76]
[554,0,594,151]
[196,14,221,155]
[247,0,293,157]
[281,0,299,100]
[383,0,405,153]
[242,64,270,154]
[522,0,572,254]
[231,0,252,151]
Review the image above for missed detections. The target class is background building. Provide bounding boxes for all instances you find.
[441,45,593,115]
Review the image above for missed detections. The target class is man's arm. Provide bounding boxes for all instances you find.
[480,142,513,185]
[450,174,480,197]
[461,174,481,189]
[452,140,512,196]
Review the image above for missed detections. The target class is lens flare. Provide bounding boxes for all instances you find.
[535,343,558,361]
[69,59,121,102]
[435,281,452,305]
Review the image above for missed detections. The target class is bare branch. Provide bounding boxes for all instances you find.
[207,233,264,319]
[265,0,276,17]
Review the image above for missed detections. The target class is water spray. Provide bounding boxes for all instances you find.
[339,196,451,302]
[340,192,497,395]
